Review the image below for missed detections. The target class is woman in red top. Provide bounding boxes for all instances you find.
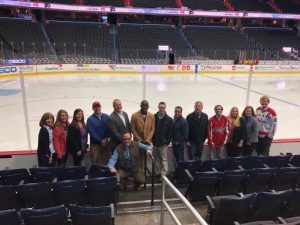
[53,109,69,167]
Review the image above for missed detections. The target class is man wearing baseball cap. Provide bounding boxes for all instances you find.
[87,101,110,165]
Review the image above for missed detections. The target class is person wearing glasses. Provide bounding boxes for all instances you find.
[107,132,152,191]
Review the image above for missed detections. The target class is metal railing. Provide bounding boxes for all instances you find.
[160,176,208,225]
[1,40,299,64]
[144,154,155,206]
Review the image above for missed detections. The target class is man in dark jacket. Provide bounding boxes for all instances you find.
[152,102,173,177]
[186,101,208,160]
[172,106,189,165]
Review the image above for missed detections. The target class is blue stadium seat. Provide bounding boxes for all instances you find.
[0,185,18,210]
[185,171,222,201]
[16,182,54,209]
[199,159,226,172]
[281,189,300,218]
[29,167,59,183]
[57,166,86,181]
[0,209,21,225]
[272,167,300,191]
[70,204,113,225]
[223,157,248,171]
[218,170,247,195]
[206,193,257,225]
[53,179,87,206]
[289,154,300,167]
[247,190,293,222]
[20,205,67,225]
[244,168,277,194]
[88,165,115,179]
[264,155,292,168]
[86,177,118,207]
[173,160,202,185]
[0,169,31,185]
[242,156,268,170]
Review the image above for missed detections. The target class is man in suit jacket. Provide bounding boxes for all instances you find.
[109,99,131,152]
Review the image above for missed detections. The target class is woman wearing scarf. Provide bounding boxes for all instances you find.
[37,112,56,167]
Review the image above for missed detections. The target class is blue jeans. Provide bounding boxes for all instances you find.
[172,142,185,164]
[188,142,204,160]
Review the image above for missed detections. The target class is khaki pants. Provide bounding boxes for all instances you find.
[153,145,168,176]
[90,143,110,165]
[118,169,145,186]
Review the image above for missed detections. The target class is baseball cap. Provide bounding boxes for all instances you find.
[92,101,101,108]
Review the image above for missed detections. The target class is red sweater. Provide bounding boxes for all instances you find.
[53,125,68,158]
[208,115,230,147]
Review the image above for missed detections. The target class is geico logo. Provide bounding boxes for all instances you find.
[0,67,17,74]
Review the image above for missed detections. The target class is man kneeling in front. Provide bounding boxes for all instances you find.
[107,132,152,191]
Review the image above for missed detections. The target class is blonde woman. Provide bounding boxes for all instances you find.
[226,107,246,157]
[53,109,69,166]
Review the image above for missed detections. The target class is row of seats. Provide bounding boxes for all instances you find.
[174,154,300,185]
[0,165,113,185]
[185,167,300,201]
[206,189,300,225]
[0,176,117,210]
[2,17,299,61]
[1,204,113,225]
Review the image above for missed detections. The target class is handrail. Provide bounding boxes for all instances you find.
[160,176,208,225]
[144,153,155,206]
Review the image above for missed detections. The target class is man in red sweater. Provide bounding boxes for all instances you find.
[207,105,230,160]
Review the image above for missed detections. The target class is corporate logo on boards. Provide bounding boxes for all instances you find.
[45,64,63,71]
[0,67,17,74]
[108,64,133,71]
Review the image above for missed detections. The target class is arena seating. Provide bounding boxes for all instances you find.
[0,18,51,58]
[244,27,300,59]
[206,189,300,225]
[84,0,123,7]
[45,20,111,60]
[176,155,300,201]
[69,204,113,225]
[0,204,114,225]
[118,24,190,64]
[229,0,273,12]
[131,0,177,8]
[0,170,118,210]
[275,0,300,14]
[181,0,227,10]
[183,26,258,60]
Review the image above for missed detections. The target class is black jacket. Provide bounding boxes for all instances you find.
[152,113,173,146]
[37,127,53,167]
[229,117,247,146]
[172,116,189,143]
[67,123,88,155]
[186,111,208,143]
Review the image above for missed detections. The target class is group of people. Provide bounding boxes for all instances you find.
[37,96,277,190]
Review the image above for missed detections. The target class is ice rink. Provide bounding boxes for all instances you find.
[0,72,300,151]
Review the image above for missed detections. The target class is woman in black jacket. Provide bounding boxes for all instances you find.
[68,108,88,166]
[226,107,246,157]
[37,112,56,167]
